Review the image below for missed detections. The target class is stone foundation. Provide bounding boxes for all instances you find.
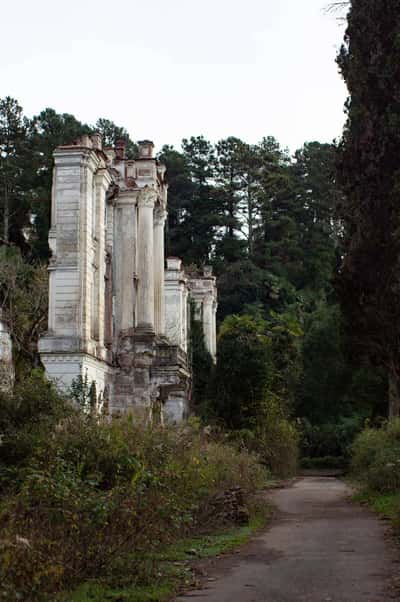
[113,330,190,417]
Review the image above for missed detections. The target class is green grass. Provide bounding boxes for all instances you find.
[59,514,270,602]
[352,488,400,523]
[159,514,267,561]
[59,582,177,602]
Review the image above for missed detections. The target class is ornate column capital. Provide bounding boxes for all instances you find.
[138,186,158,209]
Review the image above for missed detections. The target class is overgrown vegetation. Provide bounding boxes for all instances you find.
[352,419,400,493]
[0,246,48,376]
[62,517,267,602]
[208,313,299,477]
[0,375,270,600]
[350,419,400,531]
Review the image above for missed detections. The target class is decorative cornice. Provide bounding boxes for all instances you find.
[40,352,115,371]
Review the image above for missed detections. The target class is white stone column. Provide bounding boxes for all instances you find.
[39,137,113,405]
[136,187,157,332]
[47,264,56,332]
[113,193,137,333]
[104,200,114,345]
[211,300,217,359]
[165,258,184,347]
[182,286,189,353]
[80,153,98,344]
[94,169,112,350]
[105,199,114,251]
[153,206,167,335]
[202,295,214,357]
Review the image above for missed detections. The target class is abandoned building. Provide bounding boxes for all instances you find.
[38,135,217,421]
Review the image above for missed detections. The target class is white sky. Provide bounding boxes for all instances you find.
[1,0,347,154]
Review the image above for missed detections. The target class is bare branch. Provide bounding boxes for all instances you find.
[324,2,349,21]
[325,2,349,12]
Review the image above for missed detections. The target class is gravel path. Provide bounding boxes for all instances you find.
[176,477,399,602]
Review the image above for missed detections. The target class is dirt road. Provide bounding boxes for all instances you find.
[177,477,399,602]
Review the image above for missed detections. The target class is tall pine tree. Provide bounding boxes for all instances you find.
[337,0,400,417]
[0,97,31,248]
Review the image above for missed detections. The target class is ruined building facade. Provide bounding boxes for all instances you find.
[39,136,217,421]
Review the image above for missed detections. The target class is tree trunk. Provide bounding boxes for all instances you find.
[247,188,253,256]
[3,190,9,242]
[388,362,400,418]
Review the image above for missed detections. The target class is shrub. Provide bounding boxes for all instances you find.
[0,409,267,600]
[209,313,300,477]
[301,456,346,470]
[234,394,299,478]
[351,418,400,492]
[256,421,298,478]
[0,370,75,495]
[300,414,364,461]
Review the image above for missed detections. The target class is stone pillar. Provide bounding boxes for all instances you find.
[164,394,188,423]
[93,169,112,352]
[47,169,57,333]
[182,286,189,353]
[153,206,167,335]
[105,201,114,250]
[39,137,114,402]
[80,154,98,344]
[41,146,100,344]
[0,313,14,392]
[165,257,189,350]
[136,187,157,332]
[104,253,113,348]
[187,267,217,363]
[47,263,56,332]
[113,193,137,333]
[211,300,218,358]
[104,200,114,347]
[203,296,214,357]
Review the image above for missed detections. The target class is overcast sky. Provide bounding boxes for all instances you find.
[1,0,347,154]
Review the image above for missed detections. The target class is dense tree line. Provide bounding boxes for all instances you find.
[161,137,339,315]
[161,134,385,432]
[0,92,390,462]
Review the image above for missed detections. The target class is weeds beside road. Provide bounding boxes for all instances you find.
[0,374,281,601]
[350,418,400,538]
